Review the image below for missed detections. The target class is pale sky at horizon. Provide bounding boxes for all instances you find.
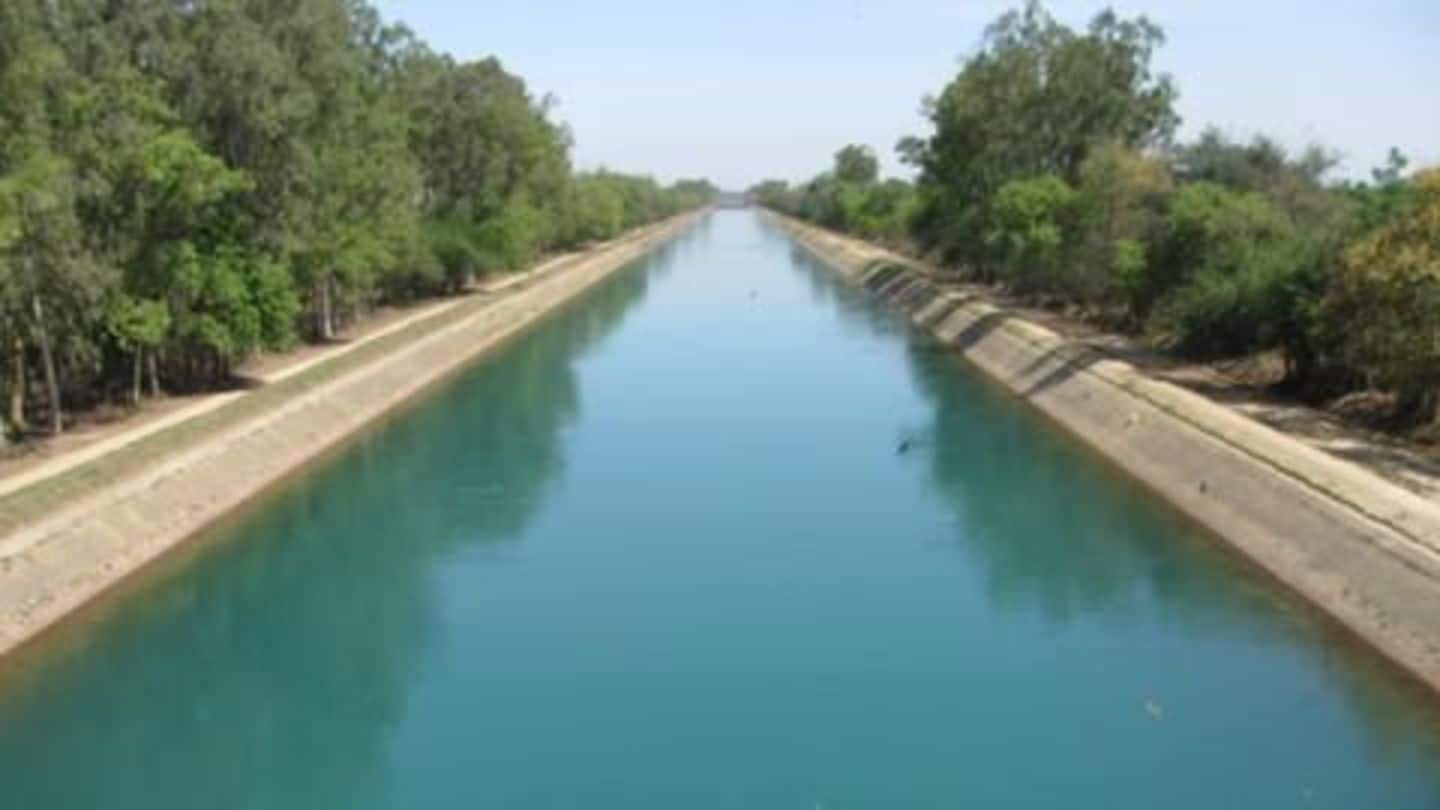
[380,1,1439,190]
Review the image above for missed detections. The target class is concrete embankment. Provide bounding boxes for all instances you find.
[0,215,697,660]
[773,213,1440,695]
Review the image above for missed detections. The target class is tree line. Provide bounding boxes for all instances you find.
[0,0,713,440]
[753,2,1439,427]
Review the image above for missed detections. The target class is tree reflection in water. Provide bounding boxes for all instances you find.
[0,255,662,809]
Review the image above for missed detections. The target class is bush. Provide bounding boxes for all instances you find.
[1072,142,1172,313]
[1152,236,1315,358]
[1144,182,1291,310]
[985,175,1079,294]
[1331,169,1440,422]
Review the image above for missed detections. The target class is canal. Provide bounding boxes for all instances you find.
[1,211,1438,807]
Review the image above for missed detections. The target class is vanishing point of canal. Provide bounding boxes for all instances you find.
[1,212,1438,808]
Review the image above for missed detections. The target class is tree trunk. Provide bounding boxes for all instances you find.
[1279,343,1310,393]
[132,351,143,405]
[8,335,28,436]
[147,351,161,398]
[1397,385,1439,427]
[31,295,62,435]
[317,277,335,341]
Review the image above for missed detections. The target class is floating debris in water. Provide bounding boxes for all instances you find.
[895,428,933,455]
[1144,698,1165,720]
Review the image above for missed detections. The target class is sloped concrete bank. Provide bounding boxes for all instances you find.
[0,214,698,661]
[773,213,1440,695]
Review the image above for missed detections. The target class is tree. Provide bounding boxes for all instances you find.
[902,2,1177,264]
[1332,169,1440,423]
[105,293,169,402]
[834,145,879,186]
[0,0,711,440]
[567,175,626,243]
[986,175,1079,293]
[0,1,106,435]
[852,180,918,246]
[1144,182,1290,317]
[1173,128,1343,232]
[0,154,95,435]
[1339,148,1417,238]
[1072,141,1172,313]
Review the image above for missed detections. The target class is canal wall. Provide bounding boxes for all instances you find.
[773,213,1440,695]
[0,215,698,661]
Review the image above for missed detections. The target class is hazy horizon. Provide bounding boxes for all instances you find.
[381,0,1440,189]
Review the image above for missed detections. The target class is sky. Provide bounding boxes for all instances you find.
[379,0,1440,190]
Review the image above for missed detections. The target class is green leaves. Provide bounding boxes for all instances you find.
[105,294,170,351]
[0,0,705,423]
[1156,183,1290,286]
[904,2,1177,260]
[166,244,298,359]
[1332,170,1440,420]
[834,145,879,186]
[765,1,1437,424]
[137,132,248,212]
[567,177,626,244]
[753,146,916,248]
[986,175,1079,292]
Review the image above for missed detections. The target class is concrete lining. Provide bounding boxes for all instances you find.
[774,212,1440,695]
[0,215,697,661]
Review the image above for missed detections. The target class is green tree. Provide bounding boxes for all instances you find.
[1173,128,1343,232]
[1143,182,1289,317]
[1332,169,1440,423]
[1339,148,1417,238]
[104,293,169,403]
[567,175,626,243]
[902,2,1177,264]
[1072,141,1172,314]
[0,0,708,439]
[986,175,1079,293]
[834,145,879,185]
[852,180,918,246]
[0,1,106,434]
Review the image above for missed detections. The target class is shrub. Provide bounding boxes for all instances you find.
[985,175,1079,294]
[1331,169,1440,422]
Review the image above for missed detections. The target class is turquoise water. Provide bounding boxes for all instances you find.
[1,212,1438,808]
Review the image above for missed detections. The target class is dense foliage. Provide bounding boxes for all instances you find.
[755,1,1438,427]
[0,0,712,438]
[751,147,918,247]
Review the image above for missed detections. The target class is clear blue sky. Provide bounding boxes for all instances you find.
[380,0,1439,189]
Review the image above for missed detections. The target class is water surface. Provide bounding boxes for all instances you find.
[1,212,1438,808]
